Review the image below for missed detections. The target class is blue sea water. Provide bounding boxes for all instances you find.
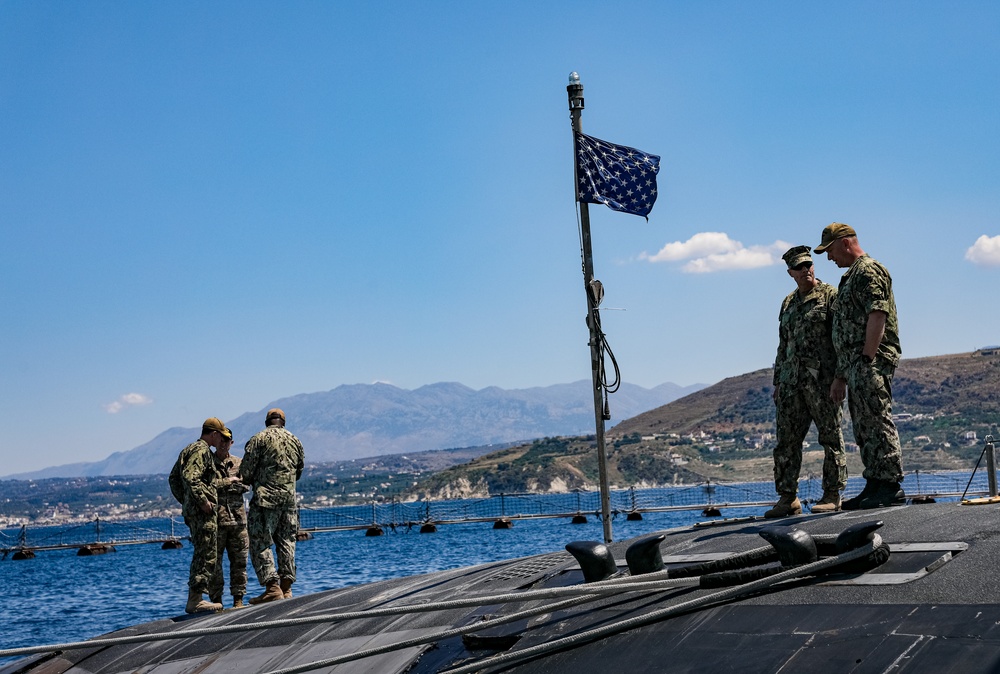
[1,508,733,656]
[2,469,984,657]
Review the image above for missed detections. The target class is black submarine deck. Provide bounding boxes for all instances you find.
[6,500,1000,674]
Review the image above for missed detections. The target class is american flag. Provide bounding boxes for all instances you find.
[574,131,661,219]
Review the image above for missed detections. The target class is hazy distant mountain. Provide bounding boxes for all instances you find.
[5,380,704,480]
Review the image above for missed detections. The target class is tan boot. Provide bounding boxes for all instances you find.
[764,494,802,518]
[232,595,246,609]
[811,490,842,513]
[185,589,223,614]
[249,579,284,605]
[280,578,293,599]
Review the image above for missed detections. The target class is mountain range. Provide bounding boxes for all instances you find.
[5,380,704,480]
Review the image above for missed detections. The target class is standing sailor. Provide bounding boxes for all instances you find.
[767,246,847,517]
[208,427,250,609]
[241,408,305,604]
[815,222,905,509]
[174,417,227,613]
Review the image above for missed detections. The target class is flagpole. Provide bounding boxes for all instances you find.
[567,72,614,544]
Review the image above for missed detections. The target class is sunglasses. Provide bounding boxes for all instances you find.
[793,262,813,271]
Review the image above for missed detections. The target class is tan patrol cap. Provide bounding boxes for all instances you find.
[202,417,226,434]
[266,408,285,423]
[814,222,857,253]
[781,245,812,269]
[222,427,233,441]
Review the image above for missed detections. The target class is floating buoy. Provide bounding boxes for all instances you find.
[365,526,384,537]
[571,514,588,524]
[295,531,313,541]
[911,495,936,505]
[77,544,115,556]
[702,507,722,517]
[961,496,1000,506]
[626,511,643,521]
[161,540,183,550]
[419,523,438,533]
[493,518,513,529]
[12,549,35,560]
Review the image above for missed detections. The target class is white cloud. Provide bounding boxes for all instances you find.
[639,232,742,262]
[965,235,1000,266]
[682,246,785,273]
[640,232,791,273]
[103,392,153,414]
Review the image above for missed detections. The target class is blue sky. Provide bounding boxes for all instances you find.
[2,2,998,475]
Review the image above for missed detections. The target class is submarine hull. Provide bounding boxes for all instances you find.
[5,501,1000,673]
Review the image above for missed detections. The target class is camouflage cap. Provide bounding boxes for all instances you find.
[781,245,812,269]
[202,417,226,434]
[814,222,857,253]
[266,408,285,423]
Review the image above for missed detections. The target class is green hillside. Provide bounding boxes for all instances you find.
[408,350,1000,498]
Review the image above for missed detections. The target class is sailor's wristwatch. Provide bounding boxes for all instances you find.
[860,353,874,365]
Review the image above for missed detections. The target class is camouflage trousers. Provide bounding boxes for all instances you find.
[847,359,904,483]
[183,513,218,593]
[209,524,249,598]
[774,378,847,495]
[248,504,297,586]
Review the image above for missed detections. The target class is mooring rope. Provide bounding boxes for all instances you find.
[0,537,874,666]
[264,594,604,674]
[438,534,883,674]
[259,536,881,674]
[0,571,701,658]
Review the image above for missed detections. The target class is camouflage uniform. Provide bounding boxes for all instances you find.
[209,453,250,600]
[832,254,904,483]
[240,426,304,586]
[177,439,220,593]
[773,281,847,496]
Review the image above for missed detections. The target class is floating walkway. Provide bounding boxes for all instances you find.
[297,469,988,536]
[1,469,989,558]
[0,517,185,560]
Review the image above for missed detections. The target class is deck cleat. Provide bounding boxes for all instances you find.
[759,527,818,567]
[625,534,666,576]
[565,541,618,583]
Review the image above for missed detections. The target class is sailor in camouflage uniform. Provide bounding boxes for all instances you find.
[208,428,250,608]
[815,222,905,510]
[766,246,847,518]
[177,417,227,614]
[240,408,304,604]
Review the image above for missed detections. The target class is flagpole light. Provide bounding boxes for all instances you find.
[568,72,584,111]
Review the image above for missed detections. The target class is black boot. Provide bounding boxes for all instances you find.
[859,481,905,509]
[841,480,877,511]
